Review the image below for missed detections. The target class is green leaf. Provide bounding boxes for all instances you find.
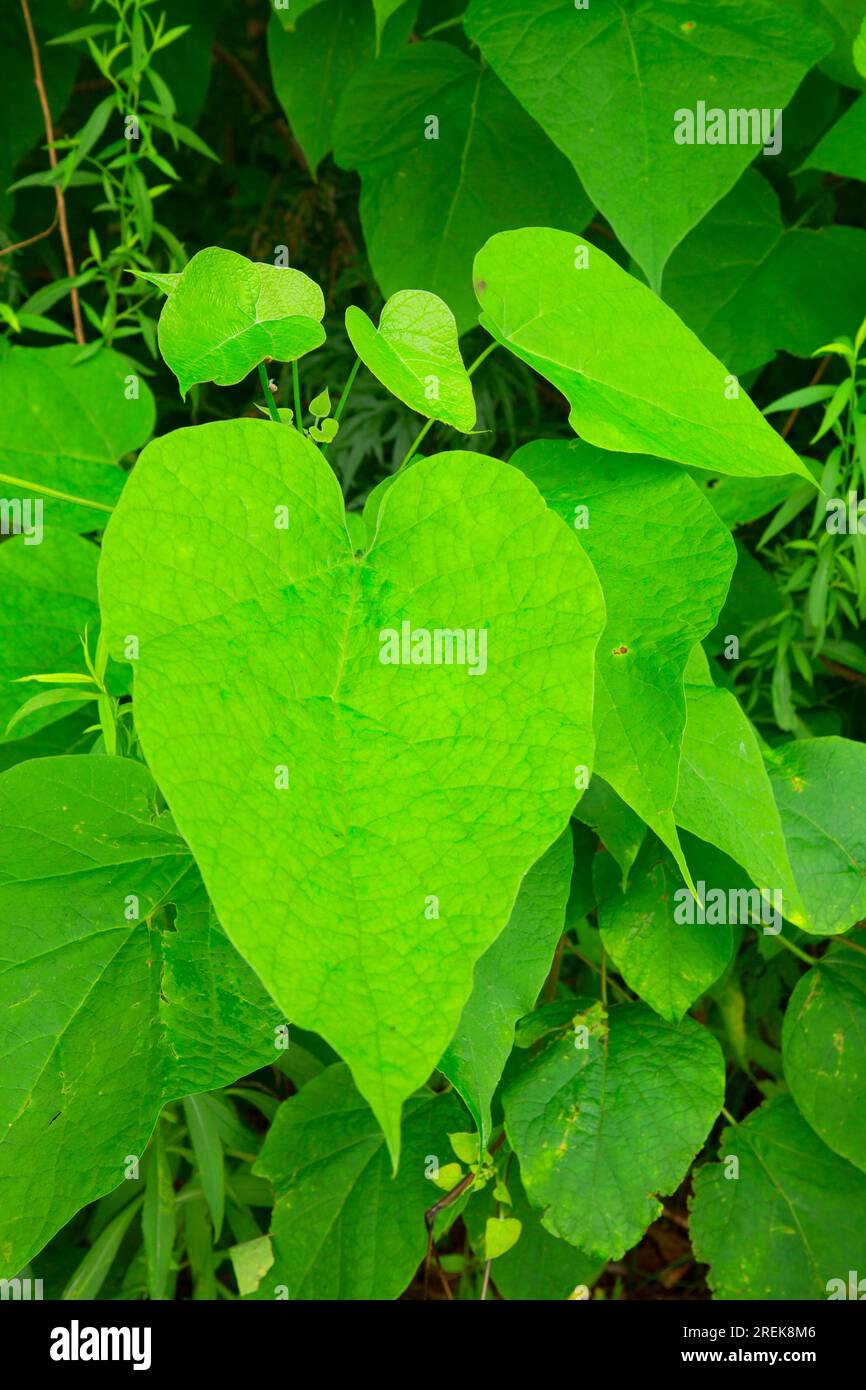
[791,0,866,89]
[0,756,280,1276]
[98,420,605,1156]
[767,737,866,935]
[595,835,735,1023]
[438,826,573,1146]
[61,1195,143,1301]
[475,229,811,483]
[230,1235,274,1297]
[690,1096,866,1299]
[253,1063,466,1299]
[308,386,331,419]
[345,290,476,430]
[465,0,831,288]
[131,269,182,295]
[333,43,593,333]
[156,248,325,397]
[0,345,155,530]
[664,170,866,376]
[512,439,735,882]
[482,1215,522,1260]
[802,91,866,179]
[267,1,416,175]
[183,1095,225,1239]
[504,1002,724,1260]
[572,778,645,890]
[271,0,329,33]
[464,1167,602,1300]
[0,531,99,743]
[143,1120,176,1300]
[783,946,866,1172]
[674,653,807,930]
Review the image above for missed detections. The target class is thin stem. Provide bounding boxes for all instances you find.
[600,946,608,1006]
[258,361,281,423]
[0,471,113,514]
[320,357,361,457]
[292,360,303,433]
[720,1106,738,1127]
[0,212,58,258]
[775,934,818,966]
[424,14,466,38]
[396,339,500,471]
[831,934,866,958]
[19,0,85,345]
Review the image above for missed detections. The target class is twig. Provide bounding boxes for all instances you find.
[0,211,58,258]
[781,356,830,440]
[19,0,85,344]
[212,41,309,174]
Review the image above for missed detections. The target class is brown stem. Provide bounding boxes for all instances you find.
[19,0,85,344]
[781,355,830,440]
[212,41,309,174]
[0,212,58,258]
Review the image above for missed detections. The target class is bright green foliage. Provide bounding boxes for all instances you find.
[792,0,866,88]
[464,0,830,288]
[572,777,646,889]
[475,229,811,482]
[0,345,154,530]
[267,1,416,175]
[98,419,605,1155]
[156,248,325,397]
[595,837,735,1023]
[803,92,866,179]
[464,1169,602,1300]
[345,290,476,430]
[438,827,573,1145]
[674,652,807,929]
[691,1097,866,1299]
[767,738,866,935]
[783,947,866,1172]
[253,1064,464,1299]
[0,756,279,1276]
[664,171,866,375]
[333,44,593,332]
[0,531,98,742]
[513,439,735,880]
[504,1002,725,1259]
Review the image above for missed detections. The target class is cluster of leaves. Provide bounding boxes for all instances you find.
[2,0,866,1304]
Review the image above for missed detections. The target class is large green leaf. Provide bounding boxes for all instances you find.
[98,419,605,1155]
[0,756,279,1276]
[572,776,646,890]
[156,248,325,398]
[345,290,476,431]
[690,1096,866,1299]
[513,439,735,882]
[253,1064,464,1299]
[783,946,866,1173]
[792,0,866,88]
[802,92,866,180]
[595,835,735,1023]
[438,827,573,1146]
[504,1001,724,1259]
[767,737,866,935]
[267,2,416,175]
[674,651,807,930]
[465,0,830,288]
[664,170,866,374]
[333,43,593,333]
[464,1167,602,1300]
[0,530,97,742]
[475,229,810,482]
[0,345,154,530]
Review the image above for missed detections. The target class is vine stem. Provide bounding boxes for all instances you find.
[258,362,281,423]
[320,357,361,456]
[19,0,85,345]
[720,1106,739,1126]
[775,934,818,966]
[292,360,303,433]
[396,339,499,471]
[0,471,112,513]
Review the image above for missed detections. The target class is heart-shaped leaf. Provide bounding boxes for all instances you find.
[0,345,155,530]
[345,290,476,431]
[0,755,280,1276]
[438,826,573,1146]
[512,440,735,884]
[156,248,325,398]
[98,419,605,1155]
[783,946,866,1173]
[333,43,593,332]
[504,1001,725,1259]
[475,229,812,483]
[254,1064,466,1300]
[690,1096,866,1299]
[465,0,830,288]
